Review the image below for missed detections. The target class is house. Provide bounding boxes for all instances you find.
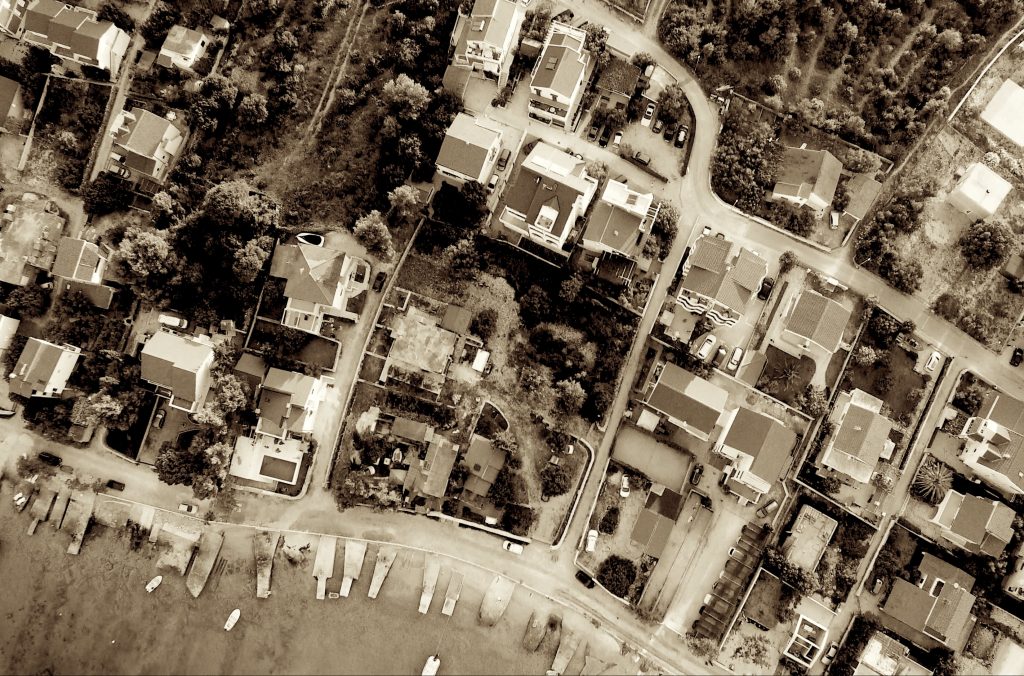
[0,75,24,133]
[781,289,852,355]
[0,194,65,286]
[20,0,130,79]
[233,352,267,393]
[842,174,883,225]
[109,107,185,186]
[50,236,117,309]
[881,553,976,651]
[594,56,640,112]
[580,179,659,266]
[255,368,327,440]
[820,390,894,484]
[0,0,26,36]
[930,490,1015,557]
[630,485,683,559]
[772,148,843,215]
[959,391,1024,497]
[528,22,590,128]
[0,314,19,360]
[641,362,728,442]
[157,24,211,69]
[449,0,524,88]
[855,632,932,676]
[463,433,506,497]
[948,162,1012,219]
[782,505,837,571]
[383,306,459,395]
[675,235,767,326]
[715,407,797,503]
[981,79,1024,148]
[435,112,504,185]
[499,141,598,252]
[784,613,830,668]
[140,331,215,413]
[1001,253,1024,283]
[230,434,306,488]
[7,337,80,398]
[268,242,369,334]
[405,436,459,500]
[1004,539,1024,602]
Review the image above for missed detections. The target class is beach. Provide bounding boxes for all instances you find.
[0,491,638,675]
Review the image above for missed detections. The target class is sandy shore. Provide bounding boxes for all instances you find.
[0,484,637,675]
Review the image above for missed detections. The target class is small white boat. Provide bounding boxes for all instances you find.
[422,655,440,676]
[146,576,162,593]
[224,608,240,631]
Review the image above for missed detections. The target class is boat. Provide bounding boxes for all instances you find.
[421,655,440,676]
[224,609,240,631]
[146,576,163,593]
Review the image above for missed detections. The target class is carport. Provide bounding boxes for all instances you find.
[612,426,690,490]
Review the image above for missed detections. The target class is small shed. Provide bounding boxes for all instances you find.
[948,163,1012,218]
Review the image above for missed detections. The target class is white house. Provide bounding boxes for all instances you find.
[109,107,186,185]
[20,0,130,80]
[157,24,211,70]
[772,147,843,215]
[948,162,1012,219]
[580,179,659,261]
[7,337,81,398]
[528,22,589,128]
[715,407,796,504]
[675,235,766,326]
[140,331,215,413]
[255,367,328,440]
[435,112,503,185]
[449,0,524,88]
[268,242,369,334]
[959,391,1024,497]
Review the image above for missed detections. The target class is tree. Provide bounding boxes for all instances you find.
[237,93,269,129]
[387,185,421,224]
[442,237,477,277]
[154,434,229,499]
[98,2,136,31]
[959,221,1013,268]
[82,174,133,215]
[540,463,572,497]
[0,283,49,319]
[70,392,123,428]
[657,83,688,123]
[733,635,771,668]
[560,275,583,303]
[779,250,797,273]
[488,466,526,506]
[597,555,636,598]
[24,45,57,74]
[797,386,829,418]
[471,308,498,340]
[630,51,656,72]
[599,506,620,534]
[232,236,272,283]
[912,457,952,504]
[380,74,430,121]
[501,504,535,536]
[432,181,488,229]
[555,379,586,415]
[818,475,842,495]
[354,210,395,260]
[517,285,551,327]
[116,225,174,280]
[853,345,880,366]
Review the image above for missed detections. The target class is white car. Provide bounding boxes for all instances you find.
[502,540,524,555]
[925,351,941,372]
[178,502,198,515]
[727,347,744,372]
[157,314,188,329]
[696,335,718,361]
[641,102,656,127]
[619,474,630,498]
[612,131,623,149]
[821,642,839,666]
[586,529,598,552]
[701,225,712,237]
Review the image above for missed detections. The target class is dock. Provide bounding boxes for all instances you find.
[418,556,440,614]
[523,612,545,651]
[313,535,337,600]
[340,539,367,597]
[62,491,96,555]
[478,575,516,627]
[12,480,35,512]
[441,571,463,617]
[27,487,55,534]
[186,530,224,598]
[254,531,279,599]
[550,629,582,675]
[367,545,397,599]
[155,523,201,574]
[50,490,70,529]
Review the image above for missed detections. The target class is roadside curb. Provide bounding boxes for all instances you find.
[549,437,597,551]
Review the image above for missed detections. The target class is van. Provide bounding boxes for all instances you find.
[158,314,188,329]
[756,499,779,518]
[632,151,651,167]
[496,148,511,171]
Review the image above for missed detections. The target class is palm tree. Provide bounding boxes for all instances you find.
[912,458,952,505]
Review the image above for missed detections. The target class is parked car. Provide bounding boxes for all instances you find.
[152,409,166,429]
[112,165,131,178]
[1012,347,1023,367]
[157,314,188,329]
[502,540,524,555]
[487,173,499,193]
[925,351,941,372]
[701,225,712,237]
[652,118,664,134]
[296,232,324,246]
[728,347,744,372]
[0,407,15,418]
[372,271,387,292]
[575,570,596,588]
[611,131,623,150]
[696,334,718,361]
[663,124,676,142]
[586,529,598,552]
[674,125,689,148]
[619,474,630,498]
[38,451,62,466]
[712,346,728,368]
[496,148,511,171]
[632,151,651,166]
[178,503,198,515]
[641,102,656,127]
[821,643,839,666]
[757,277,775,300]
[105,479,126,491]
[598,126,612,147]
[587,125,600,142]
[756,499,779,518]
[690,463,704,485]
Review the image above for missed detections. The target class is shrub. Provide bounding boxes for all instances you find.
[540,463,572,497]
[82,174,133,215]
[596,555,637,598]
[501,504,535,536]
[599,506,619,534]
[959,221,1012,269]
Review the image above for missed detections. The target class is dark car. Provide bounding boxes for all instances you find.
[152,408,166,429]
[575,570,596,589]
[106,479,126,491]
[663,124,676,142]
[1012,348,1024,367]
[757,277,775,301]
[674,125,689,148]
[372,271,387,292]
[690,463,704,485]
[496,148,511,171]
[586,125,600,142]
[652,118,664,134]
[632,151,652,167]
[598,126,612,147]
[38,451,62,466]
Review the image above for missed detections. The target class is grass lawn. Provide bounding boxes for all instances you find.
[842,347,925,421]
[742,572,784,629]
[756,345,815,405]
